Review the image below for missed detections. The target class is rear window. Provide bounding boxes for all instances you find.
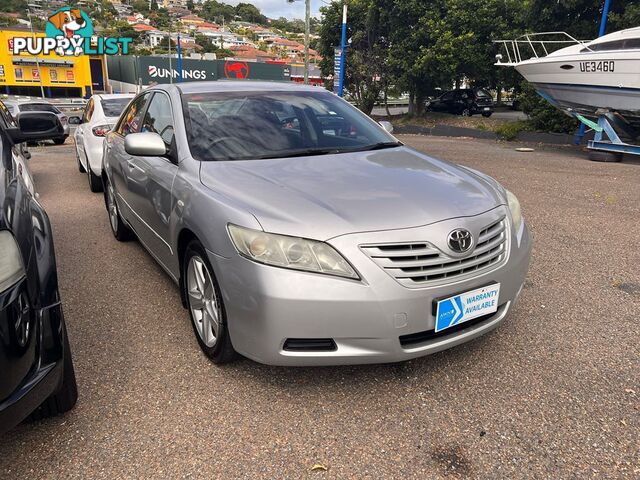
[474,89,492,98]
[19,103,60,113]
[102,98,132,117]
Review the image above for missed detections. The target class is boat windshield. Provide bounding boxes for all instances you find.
[581,38,640,52]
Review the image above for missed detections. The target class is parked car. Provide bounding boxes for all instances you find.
[102,82,531,366]
[3,99,70,144]
[71,94,134,192]
[426,88,494,117]
[0,100,77,434]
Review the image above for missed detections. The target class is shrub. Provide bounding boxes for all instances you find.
[495,120,531,141]
[518,81,578,134]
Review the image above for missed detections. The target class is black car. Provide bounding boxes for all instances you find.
[426,88,494,117]
[0,100,77,434]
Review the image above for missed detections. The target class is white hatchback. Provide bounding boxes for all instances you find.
[72,94,134,192]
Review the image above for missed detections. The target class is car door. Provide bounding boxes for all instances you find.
[124,91,178,268]
[108,92,152,233]
[434,91,454,112]
[75,98,94,168]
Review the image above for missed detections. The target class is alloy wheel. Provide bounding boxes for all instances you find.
[187,256,221,348]
[107,184,119,233]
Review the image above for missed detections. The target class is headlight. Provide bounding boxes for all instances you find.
[228,224,359,279]
[0,231,26,292]
[506,190,523,232]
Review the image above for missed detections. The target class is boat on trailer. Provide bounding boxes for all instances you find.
[495,27,640,160]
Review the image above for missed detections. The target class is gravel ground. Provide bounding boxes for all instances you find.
[0,136,638,479]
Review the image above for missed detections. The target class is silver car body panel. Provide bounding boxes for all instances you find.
[103,82,532,366]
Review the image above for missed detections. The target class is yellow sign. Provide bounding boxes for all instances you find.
[0,28,96,96]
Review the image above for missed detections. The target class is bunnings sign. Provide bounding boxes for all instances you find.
[108,56,289,86]
[138,57,217,84]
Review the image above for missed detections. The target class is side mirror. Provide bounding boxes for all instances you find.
[379,121,394,134]
[124,132,167,156]
[7,112,64,144]
[68,116,82,125]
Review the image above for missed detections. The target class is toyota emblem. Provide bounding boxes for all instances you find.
[448,229,473,253]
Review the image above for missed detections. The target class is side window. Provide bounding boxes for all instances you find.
[0,101,17,128]
[83,99,94,123]
[441,91,455,101]
[141,93,174,146]
[116,93,151,136]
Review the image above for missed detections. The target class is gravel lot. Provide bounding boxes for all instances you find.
[1,136,638,479]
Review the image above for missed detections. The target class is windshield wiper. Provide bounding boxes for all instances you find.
[255,148,340,160]
[253,142,402,160]
[348,141,403,152]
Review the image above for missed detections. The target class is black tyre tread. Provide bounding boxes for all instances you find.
[184,241,238,364]
[88,168,103,192]
[76,151,86,173]
[30,328,78,420]
[53,137,66,145]
[587,150,623,163]
[105,178,134,241]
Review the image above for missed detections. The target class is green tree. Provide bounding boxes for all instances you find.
[201,1,236,24]
[195,33,217,53]
[0,0,27,14]
[318,0,391,114]
[235,3,266,24]
[131,0,150,14]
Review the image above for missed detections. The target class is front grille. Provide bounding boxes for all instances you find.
[360,217,508,288]
[283,338,337,352]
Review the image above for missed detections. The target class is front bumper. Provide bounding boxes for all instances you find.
[211,208,531,366]
[0,300,65,433]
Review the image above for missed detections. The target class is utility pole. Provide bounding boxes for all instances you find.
[304,0,310,85]
[288,0,311,84]
[338,3,347,96]
[26,3,45,98]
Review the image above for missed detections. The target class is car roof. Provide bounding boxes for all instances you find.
[96,93,135,101]
[8,98,53,105]
[173,81,323,95]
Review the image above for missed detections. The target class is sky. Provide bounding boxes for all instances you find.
[223,1,324,20]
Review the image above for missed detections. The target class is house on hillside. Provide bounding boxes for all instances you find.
[132,23,157,33]
[228,45,277,63]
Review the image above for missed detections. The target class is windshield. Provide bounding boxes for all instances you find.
[102,98,132,117]
[182,90,399,161]
[19,103,60,113]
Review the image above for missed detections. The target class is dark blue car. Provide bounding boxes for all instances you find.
[0,100,77,434]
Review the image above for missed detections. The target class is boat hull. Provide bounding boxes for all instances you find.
[514,51,640,125]
[530,81,640,121]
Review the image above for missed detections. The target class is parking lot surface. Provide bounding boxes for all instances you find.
[0,136,638,479]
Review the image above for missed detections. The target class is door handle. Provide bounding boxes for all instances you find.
[127,160,145,173]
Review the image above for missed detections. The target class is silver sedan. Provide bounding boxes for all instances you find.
[102,82,531,366]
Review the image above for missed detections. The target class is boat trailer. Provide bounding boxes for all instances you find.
[574,111,640,161]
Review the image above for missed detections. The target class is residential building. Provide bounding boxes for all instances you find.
[228,45,277,63]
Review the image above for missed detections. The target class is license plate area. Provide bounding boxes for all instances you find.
[434,283,500,333]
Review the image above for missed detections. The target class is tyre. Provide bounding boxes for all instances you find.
[30,324,77,420]
[482,112,493,118]
[87,166,103,193]
[587,150,623,162]
[53,137,66,145]
[105,177,134,241]
[461,108,471,117]
[76,146,86,173]
[183,240,237,364]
